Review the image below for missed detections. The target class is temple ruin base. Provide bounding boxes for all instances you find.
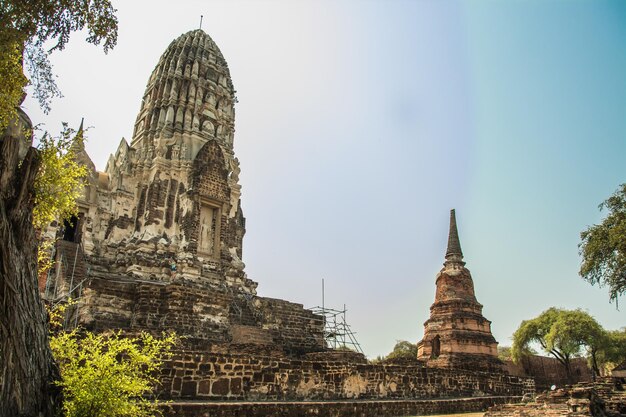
[163,396,523,417]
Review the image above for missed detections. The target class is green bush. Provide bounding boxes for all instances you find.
[50,330,176,417]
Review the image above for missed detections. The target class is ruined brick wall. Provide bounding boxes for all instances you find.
[256,297,325,354]
[78,276,233,346]
[159,350,534,400]
[78,275,137,329]
[74,276,325,352]
[504,356,592,391]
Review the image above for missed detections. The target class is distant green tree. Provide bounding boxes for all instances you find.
[498,346,512,361]
[512,308,605,381]
[384,340,418,361]
[596,328,626,375]
[580,183,626,305]
[499,345,537,362]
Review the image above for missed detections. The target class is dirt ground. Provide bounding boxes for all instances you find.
[416,414,484,417]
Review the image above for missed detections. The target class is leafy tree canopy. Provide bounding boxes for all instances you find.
[512,308,606,377]
[0,0,118,128]
[580,183,626,305]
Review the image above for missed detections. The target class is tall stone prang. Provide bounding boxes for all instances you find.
[99,29,248,290]
[42,30,325,354]
[417,209,502,371]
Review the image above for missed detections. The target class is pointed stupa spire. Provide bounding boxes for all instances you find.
[71,118,96,173]
[444,209,465,266]
[71,118,86,152]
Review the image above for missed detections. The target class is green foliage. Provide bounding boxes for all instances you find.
[50,330,177,417]
[0,0,118,127]
[46,298,75,334]
[0,37,27,130]
[384,340,418,361]
[596,328,626,374]
[498,346,512,361]
[512,308,607,376]
[33,123,88,230]
[606,329,626,365]
[580,183,626,305]
[512,308,559,363]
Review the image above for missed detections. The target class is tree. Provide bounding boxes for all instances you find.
[547,310,606,376]
[1,114,63,417]
[0,0,118,130]
[33,124,89,230]
[0,2,117,415]
[498,346,513,361]
[512,308,605,382]
[595,328,626,375]
[579,183,626,305]
[383,340,418,362]
[50,330,177,417]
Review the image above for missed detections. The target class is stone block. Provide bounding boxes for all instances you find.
[181,381,197,397]
[212,378,230,396]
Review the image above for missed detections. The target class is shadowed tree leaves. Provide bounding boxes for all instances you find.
[595,328,626,374]
[580,183,626,305]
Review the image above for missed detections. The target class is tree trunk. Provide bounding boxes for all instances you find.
[550,349,573,385]
[0,110,62,416]
[563,357,573,385]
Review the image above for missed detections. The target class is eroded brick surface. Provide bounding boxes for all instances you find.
[157,350,534,401]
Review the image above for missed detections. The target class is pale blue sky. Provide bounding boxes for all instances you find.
[25,0,625,358]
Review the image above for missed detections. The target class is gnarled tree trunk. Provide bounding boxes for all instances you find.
[0,110,61,416]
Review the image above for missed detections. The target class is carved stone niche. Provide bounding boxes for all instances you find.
[197,197,222,259]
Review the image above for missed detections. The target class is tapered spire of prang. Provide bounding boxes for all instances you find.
[444,209,465,267]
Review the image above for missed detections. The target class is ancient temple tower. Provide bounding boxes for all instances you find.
[42,30,325,353]
[85,29,251,292]
[417,210,502,371]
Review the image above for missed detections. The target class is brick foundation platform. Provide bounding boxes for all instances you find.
[163,396,521,417]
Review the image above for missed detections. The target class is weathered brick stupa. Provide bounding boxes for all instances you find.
[417,209,503,372]
[42,29,325,354]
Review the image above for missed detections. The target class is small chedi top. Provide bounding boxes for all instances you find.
[417,209,502,371]
[444,209,464,267]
